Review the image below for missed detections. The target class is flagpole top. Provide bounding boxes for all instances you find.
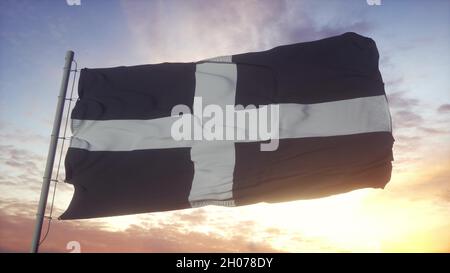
[65,50,74,60]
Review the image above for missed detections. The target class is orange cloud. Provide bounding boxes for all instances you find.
[0,203,279,253]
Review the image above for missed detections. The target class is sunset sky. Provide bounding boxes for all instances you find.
[0,0,449,252]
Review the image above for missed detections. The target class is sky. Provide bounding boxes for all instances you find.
[0,0,449,252]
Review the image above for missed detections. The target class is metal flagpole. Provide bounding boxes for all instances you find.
[31,50,74,253]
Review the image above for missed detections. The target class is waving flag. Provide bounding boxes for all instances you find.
[60,32,394,220]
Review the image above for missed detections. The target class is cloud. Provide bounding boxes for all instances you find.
[393,110,423,128]
[0,203,280,253]
[0,144,48,206]
[0,144,44,179]
[440,189,450,203]
[0,129,47,145]
[285,18,372,45]
[394,167,450,204]
[418,127,449,135]
[0,119,75,206]
[382,88,450,174]
[386,91,449,134]
[172,209,207,224]
[121,0,374,63]
[437,104,450,113]
[387,91,420,110]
